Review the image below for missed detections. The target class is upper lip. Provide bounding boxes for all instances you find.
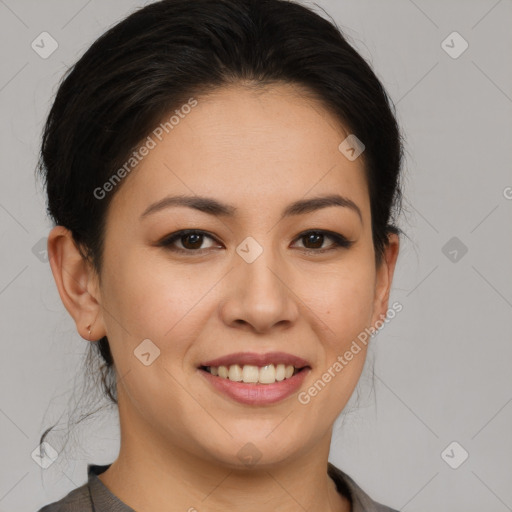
[200,351,311,369]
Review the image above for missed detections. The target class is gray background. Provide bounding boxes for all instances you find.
[1,0,511,510]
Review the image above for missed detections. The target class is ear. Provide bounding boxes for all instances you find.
[47,225,106,341]
[370,232,400,332]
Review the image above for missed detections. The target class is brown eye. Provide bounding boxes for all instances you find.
[302,232,324,249]
[293,230,354,253]
[158,230,219,253]
[180,232,205,250]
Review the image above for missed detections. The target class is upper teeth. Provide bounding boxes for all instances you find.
[206,364,298,384]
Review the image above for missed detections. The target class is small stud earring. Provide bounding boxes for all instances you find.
[87,324,92,340]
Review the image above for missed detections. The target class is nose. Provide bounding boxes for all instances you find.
[219,247,300,334]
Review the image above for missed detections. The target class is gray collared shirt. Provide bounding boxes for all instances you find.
[37,462,398,511]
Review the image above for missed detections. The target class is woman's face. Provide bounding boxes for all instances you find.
[82,83,398,467]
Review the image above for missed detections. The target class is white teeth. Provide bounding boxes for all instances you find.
[259,364,276,384]
[205,363,299,384]
[275,364,286,381]
[228,364,243,382]
[242,365,259,383]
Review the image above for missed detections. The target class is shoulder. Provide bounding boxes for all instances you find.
[328,462,399,512]
[36,483,92,512]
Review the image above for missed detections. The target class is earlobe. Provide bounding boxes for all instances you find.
[47,226,105,341]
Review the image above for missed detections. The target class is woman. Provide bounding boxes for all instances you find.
[37,0,404,510]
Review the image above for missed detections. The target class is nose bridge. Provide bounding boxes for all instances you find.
[236,233,285,299]
[222,233,298,331]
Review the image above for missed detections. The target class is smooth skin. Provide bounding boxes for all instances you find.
[48,82,399,512]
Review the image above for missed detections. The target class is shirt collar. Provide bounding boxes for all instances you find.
[328,462,386,512]
[88,464,136,512]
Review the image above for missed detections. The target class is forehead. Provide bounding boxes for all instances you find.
[109,83,370,223]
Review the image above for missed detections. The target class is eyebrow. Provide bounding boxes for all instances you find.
[140,193,363,224]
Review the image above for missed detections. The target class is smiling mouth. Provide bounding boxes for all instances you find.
[199,363,308,385]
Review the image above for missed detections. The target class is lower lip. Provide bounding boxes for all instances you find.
[198,367,311,405]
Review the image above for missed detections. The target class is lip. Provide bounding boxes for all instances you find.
[200,351,311,369]
[198,366,311,405]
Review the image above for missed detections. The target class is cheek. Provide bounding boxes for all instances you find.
[103,249,211,341]
[98,252,201,416]
[298,269,374,417]
[298,259,376,345]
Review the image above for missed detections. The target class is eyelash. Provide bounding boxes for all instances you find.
[157,229,354,255]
